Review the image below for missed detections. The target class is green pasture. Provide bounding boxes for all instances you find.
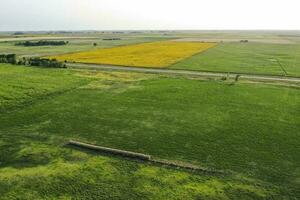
[172,43,300,77]
[0,64,299,199]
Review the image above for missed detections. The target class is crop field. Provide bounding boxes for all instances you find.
[0,63,299,199]
[50,41,217,68]
[1,31,299,76]
[0,65,88,111]
[172,43,300,77]
[1,31,300,199]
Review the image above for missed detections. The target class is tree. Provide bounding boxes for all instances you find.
[0,54,16,64]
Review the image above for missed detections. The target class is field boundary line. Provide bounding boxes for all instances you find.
[67,62,300,83]
[67,140,225,174]
[168,42,218,67]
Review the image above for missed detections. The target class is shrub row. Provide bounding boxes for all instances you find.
[103,38,121,41]
[0,54,66,68]
[15,40,68,46]
[18,57,66,68]
[0,54,17,64]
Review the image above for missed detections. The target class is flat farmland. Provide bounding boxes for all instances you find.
[1,31,300,199]
[51,41,217,68]
[0,64,299,199]
[172,43,300,77]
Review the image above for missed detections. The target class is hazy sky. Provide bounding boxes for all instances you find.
[0,0,299,31]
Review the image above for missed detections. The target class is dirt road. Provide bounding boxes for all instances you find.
[67,62,300,84]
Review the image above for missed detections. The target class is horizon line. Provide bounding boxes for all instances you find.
[1,29,300,33]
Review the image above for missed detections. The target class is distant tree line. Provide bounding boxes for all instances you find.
[0,54,17,64]
[19,58,66,68]
[103,38,121,41]
[15,40,69,46]
[14,32,25,35]
[0,54,66,68]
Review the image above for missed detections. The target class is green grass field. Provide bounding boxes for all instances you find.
[0,64,299,199]
[0,65,88,111]
[171,43,300,77]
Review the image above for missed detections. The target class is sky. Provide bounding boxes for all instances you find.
[0,0,299,31]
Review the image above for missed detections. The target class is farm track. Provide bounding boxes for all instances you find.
[67,62,300,84]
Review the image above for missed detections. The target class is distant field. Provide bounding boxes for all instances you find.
[172,43,300,77]
[0,64,299,199]
[1,32,299,77]
[51,41,217,68]
[0,37,167,57]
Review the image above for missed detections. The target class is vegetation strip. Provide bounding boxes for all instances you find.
[68,140,224,174]
[15,40,68,46]
[68,140,151,160]
[150,159,225,174]
[68,62,300,83]
[0,54,66,68]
